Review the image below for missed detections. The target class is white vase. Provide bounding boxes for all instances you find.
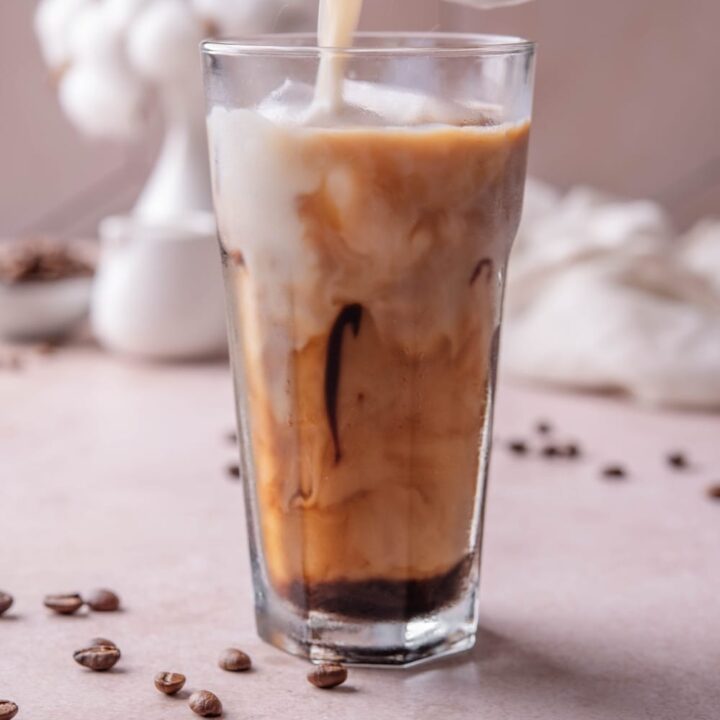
[91,212,227,361]
[134,82,212,222]
[90,77,228,360]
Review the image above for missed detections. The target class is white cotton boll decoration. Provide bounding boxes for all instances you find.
[680,220,720,295]
[127,0,204,84]
[67,3,123,63]
[35,0,91,67]
[104,0,152,32]
[59,62,146,138]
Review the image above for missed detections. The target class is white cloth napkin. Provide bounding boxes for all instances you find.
[503,179,720,410]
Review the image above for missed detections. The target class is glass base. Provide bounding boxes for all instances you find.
[256,588,478,667]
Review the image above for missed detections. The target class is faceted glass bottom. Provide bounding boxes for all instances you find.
[255,585,479,667]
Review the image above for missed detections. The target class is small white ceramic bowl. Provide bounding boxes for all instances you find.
[0,276,93,341]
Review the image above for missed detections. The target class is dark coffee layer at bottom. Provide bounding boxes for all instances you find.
[281,555,474,622]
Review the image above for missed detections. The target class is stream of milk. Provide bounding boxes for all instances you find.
[313,0,532,112]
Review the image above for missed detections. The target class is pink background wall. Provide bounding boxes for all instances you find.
[1,0,719,237]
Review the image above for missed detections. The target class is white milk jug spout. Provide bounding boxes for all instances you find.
[91,213,228,361]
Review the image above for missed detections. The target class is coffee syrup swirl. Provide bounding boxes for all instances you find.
[324,304,363,463]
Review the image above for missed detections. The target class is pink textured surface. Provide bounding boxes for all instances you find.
[1,347,719,718]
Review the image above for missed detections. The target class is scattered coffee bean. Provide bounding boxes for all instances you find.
[541,445,560,458]
[154,671,186,695]
[226,463,240,480]
[44,593,83,615]
[89,637,117,649]
[36,342,58,356]
[86,588,120,612]
[507,440,528,455]
[225,431,237,444]
[2,355,22,371]
[536,421,553,435]
[0,592,13,616]
[559,443,581,459]
[706,484,720,500]
[667,452,689,470]
[189,690,223,717]
[73,643,121,671]
[602,465,627,480]
[218,647,252,672]
[307,663,348,689]
[567,443,580,457]
[0,700,18,720]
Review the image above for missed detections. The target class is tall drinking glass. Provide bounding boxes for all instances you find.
[202,33,534,666]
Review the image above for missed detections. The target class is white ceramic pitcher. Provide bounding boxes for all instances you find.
[91,212,227,361]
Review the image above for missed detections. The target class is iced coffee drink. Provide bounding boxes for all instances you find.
[204,32,534,665]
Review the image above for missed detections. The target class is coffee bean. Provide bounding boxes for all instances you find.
[541,445,560,458]
[556,443,581,459]
[189,690,223,717]
[0,700,18,720]
[706,484,720,500]
[89,637,117,649]
[154,671,186,695]
[3,355,22,371]
[73,644,121,671]
[44,593,83,615]
[667,452,689,470]
[36,342,58,356]
[602,465,627,480]
[507,440,528,455]
[0,592,13,616]
[86,588,120,612]
[218,647,251,672]
[226,463,240,479]
[307,663,348,689]
[536,421,553,435]
[225,431,237,444]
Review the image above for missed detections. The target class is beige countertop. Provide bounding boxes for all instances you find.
[1,345,719,719]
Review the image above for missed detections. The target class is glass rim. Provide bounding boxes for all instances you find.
[202,32,535,58]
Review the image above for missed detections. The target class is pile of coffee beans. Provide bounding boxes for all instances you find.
[0,237,93,285]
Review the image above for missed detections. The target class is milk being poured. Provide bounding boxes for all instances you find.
[313,0,532,111]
